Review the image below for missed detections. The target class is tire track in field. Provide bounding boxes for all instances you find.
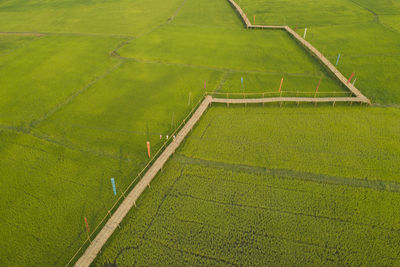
[170,192,400,234]
[0,124,132,163]
[31,62,123,127]
[214,71,231,92]
[178,172,312,195]
[175,154,400,193]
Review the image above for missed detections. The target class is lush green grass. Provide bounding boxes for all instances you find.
[0,35,122,126]
[0,130,126,266]
[95,106,400,265]
[0,0,183,36]
[236,0,373,27]
[36,61,222,169]
[0,0,397,265]
[181,106,400,181]
[0,34,38,55]
[236,0,400,104]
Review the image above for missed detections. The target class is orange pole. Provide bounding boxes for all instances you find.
[278,77,284,92]
[347,72,355,84]
[146,141,151,158]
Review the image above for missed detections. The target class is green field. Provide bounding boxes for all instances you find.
[95,106,400,265]
[236,0,400,104]
[0,0,398,265]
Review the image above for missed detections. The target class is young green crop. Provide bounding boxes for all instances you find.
[235,0,400,104]
[0,0,398,265]
[95,106,400,266]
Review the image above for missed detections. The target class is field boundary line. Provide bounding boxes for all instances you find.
[175,154,400,193]
[226,0,371,104]
[31,62,123,127]
[74,96,212,267]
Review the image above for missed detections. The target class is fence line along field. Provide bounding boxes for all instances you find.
[95,106,400,266]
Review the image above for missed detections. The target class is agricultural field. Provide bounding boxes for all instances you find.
[95,106,400,265]
[236,0,400,104]
[0,0,398,265]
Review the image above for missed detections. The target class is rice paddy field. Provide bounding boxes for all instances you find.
[95,106,400,265]
[236,0,400,104]
[0,0,399,265]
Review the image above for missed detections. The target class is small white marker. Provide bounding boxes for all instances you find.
[303,28,307,39]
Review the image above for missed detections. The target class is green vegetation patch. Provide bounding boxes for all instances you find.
[236,0,400,104]
[0,0,184,36]
[0,34,38,55]
[119,25,345,94]
[0,35,122,126]
[182,106,400,181]
[235,0,373,27]
[37,61,222,173]
[0,129,126,266]
[96,106,400,266]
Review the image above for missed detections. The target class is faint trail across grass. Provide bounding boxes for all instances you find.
[31,62,123,127]
[175,154,400,193]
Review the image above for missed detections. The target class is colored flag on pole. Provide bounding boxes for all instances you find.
[84,217,90,235]
[110,178,117,195]
[146,141,151,158]
[278,77,284,92]
[303,28,307,39]
[336,53,341,66]
[241,77,244,88]
[347,72,355,84]
[204,80,206,90]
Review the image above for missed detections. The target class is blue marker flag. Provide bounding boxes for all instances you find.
[336,53,341,66]
[111,178,117,195]
[241,77,244,87]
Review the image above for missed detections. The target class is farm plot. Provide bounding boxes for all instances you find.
[0,35,122,126]
[0,130,127,266]
[0,0,184,36]
[36,61,222,172]
[95,106,400,265]
[0,0,389,265]
[235,0,400,104]
[118,0,347,95]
